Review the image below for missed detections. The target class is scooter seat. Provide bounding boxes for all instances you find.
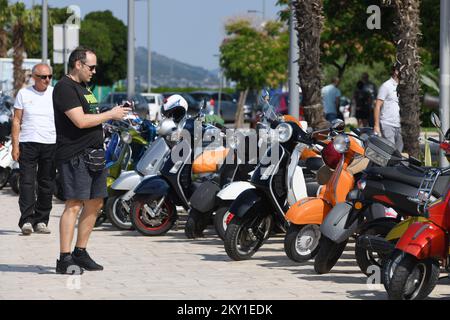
[366,166,450,198]
[305,157,324,171]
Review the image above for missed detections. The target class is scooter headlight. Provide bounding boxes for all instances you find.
[121,131,132,144]
[276,123,293,143]
[333,134,350,153]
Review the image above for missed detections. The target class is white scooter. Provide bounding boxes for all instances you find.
[0,139,14,190]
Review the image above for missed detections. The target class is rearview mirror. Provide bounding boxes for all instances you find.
[431,112,441,129]
[331,118,345,131]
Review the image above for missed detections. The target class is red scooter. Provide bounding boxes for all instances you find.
[383,114,450,300]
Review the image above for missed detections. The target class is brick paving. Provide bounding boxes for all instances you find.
[0,186,449,300]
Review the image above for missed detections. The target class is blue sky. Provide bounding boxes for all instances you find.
[13,0,282,70]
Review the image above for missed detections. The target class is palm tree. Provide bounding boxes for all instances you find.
[293,0,328,129]
[391,0,422,157]
[9,3,40,96]
[0,0,10,58]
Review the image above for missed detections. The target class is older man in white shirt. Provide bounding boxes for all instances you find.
[11,63,56,235]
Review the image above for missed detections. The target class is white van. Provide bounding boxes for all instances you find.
[141,93,164,121]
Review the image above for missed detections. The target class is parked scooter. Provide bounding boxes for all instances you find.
[105,116,177,230]
[184,128,257,239]
[313,129,425,274]
[0,95,14,189]
[283,121,367,263]
[129,100,224,236]
[0,139,14,189]
[223,103,323,260]
[91,112,156,228]
[383,115,450,299]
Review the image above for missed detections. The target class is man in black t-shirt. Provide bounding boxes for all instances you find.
[53,47,131,274]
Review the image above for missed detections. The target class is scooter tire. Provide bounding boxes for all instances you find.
[105,195,134,230]
[130,197,176,236]
[355,221,397,276]
[9,171,19,194]
[387,253,440,300]
[94,209,108,228]
[284,224,321,263]
[314,236,348,274]
[185,209,209,239]
[213,206,231,241]
[0,167,10,190]
[224,215,272,261]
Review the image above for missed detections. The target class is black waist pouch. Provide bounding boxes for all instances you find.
[83,148,106,172]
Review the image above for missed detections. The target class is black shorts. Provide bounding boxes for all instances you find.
[58,153,108,200]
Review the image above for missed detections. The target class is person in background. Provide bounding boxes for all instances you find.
[12,63,56,235]
[374,64,403,152]
[361,72,377,127]
[321,77,341,122]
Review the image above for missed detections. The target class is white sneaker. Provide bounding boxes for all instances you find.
[35,223,51,234]
[21,223,33,235]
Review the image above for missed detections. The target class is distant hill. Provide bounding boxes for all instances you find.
[135,47,220,88]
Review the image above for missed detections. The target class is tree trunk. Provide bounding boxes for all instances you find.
[13,22,25,97]
[393,0,421,157]
[0,29,7,58]
[234,89,249,129]
[293,0,328,129]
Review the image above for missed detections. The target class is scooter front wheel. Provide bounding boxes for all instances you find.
[130,197,176,236]
[0,167,11,190]
[185,209,209,239]
[386,252,439,300]
[224,215,273,261]
[314,236,348,274]
[213,206,231,241]
[105,195,134,230]
[284,224,321,263]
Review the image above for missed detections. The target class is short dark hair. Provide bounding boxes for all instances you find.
[68,46,95,70]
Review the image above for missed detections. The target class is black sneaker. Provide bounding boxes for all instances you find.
[72,250,104,271]
[56,255,84,275]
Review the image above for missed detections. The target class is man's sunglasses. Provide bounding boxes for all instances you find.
[35,74,53,80]
[82,62,97,71]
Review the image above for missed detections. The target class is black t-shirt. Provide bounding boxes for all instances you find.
[53,75,103,163]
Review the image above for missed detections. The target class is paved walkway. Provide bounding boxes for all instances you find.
[0,186,449,300]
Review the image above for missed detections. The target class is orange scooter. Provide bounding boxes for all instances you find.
[283,123,366,262]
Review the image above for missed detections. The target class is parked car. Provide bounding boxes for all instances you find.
[189,91,252,123]
[141,93,164,121]
[99,92,150,119]
[161,92,199,117]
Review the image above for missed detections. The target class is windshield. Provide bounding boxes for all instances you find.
[102,93,128,105]
[262,100,278,122]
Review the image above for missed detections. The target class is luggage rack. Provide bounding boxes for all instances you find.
[407,168,442,216]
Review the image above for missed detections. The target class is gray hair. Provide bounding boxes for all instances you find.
[32,63,53,74]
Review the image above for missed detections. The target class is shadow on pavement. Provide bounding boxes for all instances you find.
[0,264,55,275]
[0,229,21,235]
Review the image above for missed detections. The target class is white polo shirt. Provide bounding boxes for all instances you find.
[14,86,56,144]
[377,77,400,128]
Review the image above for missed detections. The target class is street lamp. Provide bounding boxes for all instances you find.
[136,0,152,93]
[214,54,223,117]
[127,0,135,98]
[288,1,300,119]
[42,0,48,63]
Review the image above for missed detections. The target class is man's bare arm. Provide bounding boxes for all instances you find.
[65,105,131,129]
[374,99,383,134]
[11,109,23,161]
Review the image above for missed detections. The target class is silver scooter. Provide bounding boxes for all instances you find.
[105,117,177,230]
